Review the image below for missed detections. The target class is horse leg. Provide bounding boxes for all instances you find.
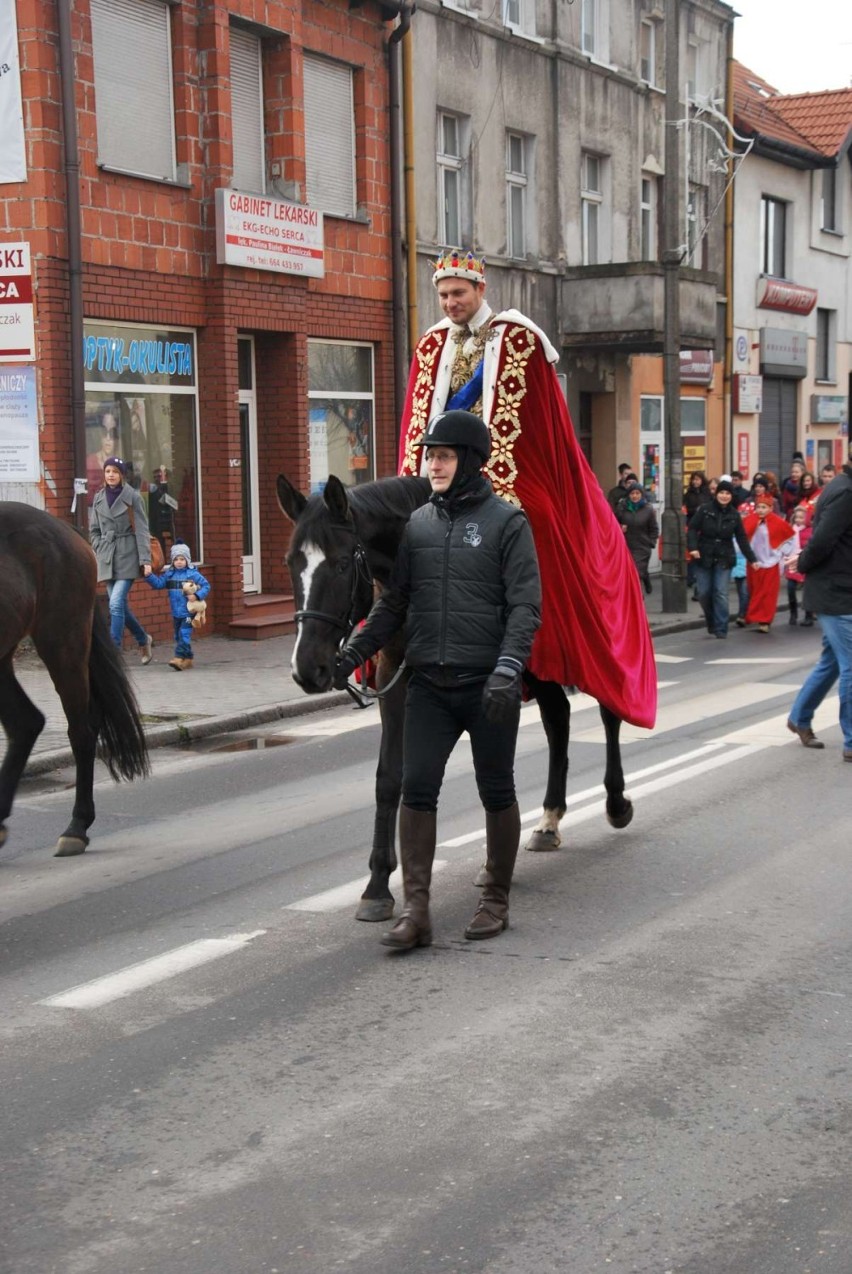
[524,676,569,852]
[35,636,98,856]
[601,704,633,828]
[355,664,408,922]
[0,661,46,849]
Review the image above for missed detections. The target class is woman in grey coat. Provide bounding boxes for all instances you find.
[617,482,659,595]
[89,456,154,660]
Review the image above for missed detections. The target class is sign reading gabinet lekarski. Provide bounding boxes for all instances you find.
[215,190,325,278]
[0,242,35,362]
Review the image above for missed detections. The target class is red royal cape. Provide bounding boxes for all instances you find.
[742,510,795,551]
[398,320,657,729]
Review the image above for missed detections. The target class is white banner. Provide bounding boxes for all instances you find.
[0,0,27,185]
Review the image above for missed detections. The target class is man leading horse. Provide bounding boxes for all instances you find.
[398,249,657,733]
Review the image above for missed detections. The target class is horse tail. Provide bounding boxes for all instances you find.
[88,604,151,782]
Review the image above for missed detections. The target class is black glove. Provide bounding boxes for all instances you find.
[481,659,523,725]
[333,649,359,690]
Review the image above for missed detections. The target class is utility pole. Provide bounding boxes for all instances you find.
[661,0,687,612]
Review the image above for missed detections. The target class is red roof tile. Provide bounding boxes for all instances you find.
[732,61,852,159]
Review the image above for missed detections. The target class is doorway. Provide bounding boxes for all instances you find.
[238,337,261,593]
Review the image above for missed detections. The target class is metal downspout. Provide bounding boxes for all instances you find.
[723,17,735,473]
[401,24,417,365]
[57,0,87,534]
[388,6,412,428]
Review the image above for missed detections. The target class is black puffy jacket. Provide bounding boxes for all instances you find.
[349,476,541,673]
[799,465,852,615]
[687,499,756,569]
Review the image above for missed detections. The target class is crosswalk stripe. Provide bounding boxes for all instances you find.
[286,860,449,913]
[39,931,267,1009]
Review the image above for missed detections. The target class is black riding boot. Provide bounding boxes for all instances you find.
[464,802,520,940]
[380,806,436,950]
[789,599,798,625]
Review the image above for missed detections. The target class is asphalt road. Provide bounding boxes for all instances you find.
[1,624,850,1274]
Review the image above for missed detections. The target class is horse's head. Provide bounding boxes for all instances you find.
[277,473,374,693]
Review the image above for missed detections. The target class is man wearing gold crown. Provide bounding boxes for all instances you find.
[397,249,657,730]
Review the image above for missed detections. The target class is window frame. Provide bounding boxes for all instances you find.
[581,151,603,266]
[506,131,529,261]
[437,111,464,248]
[640,174,657,260]
[303,54,357,219]
[815,308,836,383]
[503,0,537,38]
[90,0,178,183]
[761,195,787,278]
[306,339,376,492]
[639,18,656,86]
[821,166,838,233]
[230,25,266,195]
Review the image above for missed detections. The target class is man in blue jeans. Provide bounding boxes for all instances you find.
[787,445,852,759]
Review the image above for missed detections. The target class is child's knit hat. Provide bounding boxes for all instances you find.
[170,543,192,565]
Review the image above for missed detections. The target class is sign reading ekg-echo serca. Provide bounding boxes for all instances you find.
[215,190,325,278]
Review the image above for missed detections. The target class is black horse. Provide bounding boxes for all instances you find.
[0,503,149,856]
[277,473,633,921]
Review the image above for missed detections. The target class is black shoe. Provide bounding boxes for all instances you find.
[789,613,798,626]
[643,576,652,595]
[735,617,746,628]
[800,617,814,627]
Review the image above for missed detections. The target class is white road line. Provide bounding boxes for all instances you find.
[286,860,449,913]
[39,931,267,1010]
[708,657,802,665]
[654,654,694,663]
[572,681,802,744]
[441,741,728,848]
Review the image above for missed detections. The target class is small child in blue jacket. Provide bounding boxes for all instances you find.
[144,542,211,670]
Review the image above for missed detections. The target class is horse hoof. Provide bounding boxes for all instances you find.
[0,825,7,848]
[355,897,395,923]
[607,801,634,830]
[525,828,561,853]
[474,864,493,887]
[54,836,88,857]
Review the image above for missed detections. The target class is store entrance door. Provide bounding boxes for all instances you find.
[238,338,261,593]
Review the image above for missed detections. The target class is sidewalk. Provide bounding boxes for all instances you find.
[14,579,759,775]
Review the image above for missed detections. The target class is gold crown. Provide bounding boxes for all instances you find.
[432,249,486,285]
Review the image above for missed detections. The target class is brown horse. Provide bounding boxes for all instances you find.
[0,503,149,856]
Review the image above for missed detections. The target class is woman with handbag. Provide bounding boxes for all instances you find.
[89,456,155,662]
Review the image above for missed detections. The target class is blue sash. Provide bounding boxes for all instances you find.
[446,360,484,413]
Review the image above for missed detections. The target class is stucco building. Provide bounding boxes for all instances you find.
[731,63,852,481]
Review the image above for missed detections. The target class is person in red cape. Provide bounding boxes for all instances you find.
[743,494,797,632]
[397,249,656,730]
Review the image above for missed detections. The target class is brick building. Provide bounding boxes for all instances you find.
[1,0,398,639]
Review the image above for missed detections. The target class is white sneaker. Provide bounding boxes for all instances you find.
[141,635,154,665]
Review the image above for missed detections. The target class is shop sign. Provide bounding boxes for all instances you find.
[733,328,751,373]
[0,241,34,361]
[759,326,808,378]
[679,350,714,385]
[756,276,817,316]
[0,0,27,184]
[810,394,847,425]
[215,189,325,278]
[83,323,195,388]
[737,431,750,473]
[733,374,763,414]
[0,362,39,479]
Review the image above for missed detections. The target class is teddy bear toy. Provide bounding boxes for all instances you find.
[182,580,207,628]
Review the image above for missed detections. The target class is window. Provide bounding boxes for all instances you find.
[304,55,356,218]
[307,342,375,491]
[437,113,465,248]
[680,397,706,437]
[503,0,536,36]
[581,0,597,54]
[686,184,707,269]
[230,27,265,193]
[581,152,603,265]
[83,322,200,557]
[761,196,787,277]
[639,19,656,85]
[686,37,701,100]
[640,175,657,259]
[90,0,176,181]
[506,132,529,260]
[821,166,838,232]
[815,308,836,382]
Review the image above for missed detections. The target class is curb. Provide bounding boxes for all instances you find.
[24,690,353,777]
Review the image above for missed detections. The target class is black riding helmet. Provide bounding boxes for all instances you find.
[416,410,491,497]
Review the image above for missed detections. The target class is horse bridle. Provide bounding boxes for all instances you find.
[293,537,407,708]
[294,539,373,643]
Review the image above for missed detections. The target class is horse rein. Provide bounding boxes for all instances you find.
[293,540,407,707]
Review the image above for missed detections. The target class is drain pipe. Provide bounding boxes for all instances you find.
[388,4,413,426]
[57,0,87,534]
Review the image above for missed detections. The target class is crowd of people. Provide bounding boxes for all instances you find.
[609,454,837,640]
